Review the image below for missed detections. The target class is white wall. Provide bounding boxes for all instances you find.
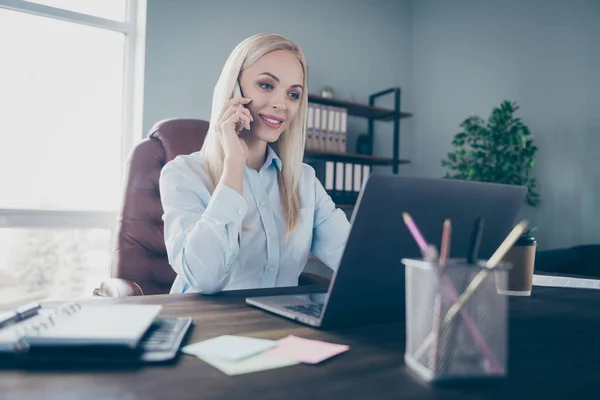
[410,0,600,250]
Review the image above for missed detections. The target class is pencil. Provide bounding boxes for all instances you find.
[429,219,451,371]
[443,220,528,323]
[402,212,428,251]
[439,219,451,268]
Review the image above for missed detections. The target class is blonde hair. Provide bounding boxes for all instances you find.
[200,34,308,239]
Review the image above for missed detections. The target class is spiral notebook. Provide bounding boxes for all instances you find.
[0,302,162,352]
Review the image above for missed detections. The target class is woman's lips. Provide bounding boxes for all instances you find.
[259,113,284,128]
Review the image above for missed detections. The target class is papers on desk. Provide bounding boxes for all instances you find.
[264,335,349,364]
[181,334,349,376]
[194,353,300,376]
[181,335,276,361]
[533,274,600,290]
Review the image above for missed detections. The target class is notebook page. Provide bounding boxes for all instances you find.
[23,304,161,348]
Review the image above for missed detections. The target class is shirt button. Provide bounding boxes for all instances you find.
[260,201,266,207]
[237,209,243,216]
[269,266,275,272]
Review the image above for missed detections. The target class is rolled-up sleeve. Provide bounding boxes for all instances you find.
[159,160,247,294]
[310,175,351,271]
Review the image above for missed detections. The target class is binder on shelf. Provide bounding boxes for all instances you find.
[325,161,335,191]
[339,108,347,153]
[327,107,336,152]
[333,108,341,154]
[306,104,315,150]
[335,162,344,194]
[353,164,362,193]
[362,165,371,187]
[308,159,367,205]
[319,104,328,151]
[344,163,355,203]
[313,104,322,151]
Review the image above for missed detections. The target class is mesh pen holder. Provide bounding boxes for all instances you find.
[402,258,509,383]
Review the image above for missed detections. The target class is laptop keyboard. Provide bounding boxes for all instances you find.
[284,303,324,318]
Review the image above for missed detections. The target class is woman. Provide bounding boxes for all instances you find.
[160,33,350,294]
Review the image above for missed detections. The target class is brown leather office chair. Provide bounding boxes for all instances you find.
[97,118,329,297]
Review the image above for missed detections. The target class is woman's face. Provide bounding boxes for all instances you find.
[238,50,304,143]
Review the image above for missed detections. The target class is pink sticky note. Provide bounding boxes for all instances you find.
[264,335,349,364]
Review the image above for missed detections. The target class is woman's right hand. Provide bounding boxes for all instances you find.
[218,97,253,166]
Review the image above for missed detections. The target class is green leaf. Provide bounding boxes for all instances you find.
[442,100,540,207]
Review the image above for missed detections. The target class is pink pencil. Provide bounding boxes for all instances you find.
[402,212,428,251]
[402,212,437,261]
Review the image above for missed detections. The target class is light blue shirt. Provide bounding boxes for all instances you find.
[159,146,351,294]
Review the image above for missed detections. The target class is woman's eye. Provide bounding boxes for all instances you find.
[289,92,300,100]
[260,82,273,90]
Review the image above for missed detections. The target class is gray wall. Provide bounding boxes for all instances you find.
[143,0,413,163]
[143,0,600,252]
[410,0,600,250]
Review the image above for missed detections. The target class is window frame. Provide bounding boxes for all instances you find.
[0,0,147,231]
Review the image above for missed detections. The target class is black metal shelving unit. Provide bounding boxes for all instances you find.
[304,87,412,207]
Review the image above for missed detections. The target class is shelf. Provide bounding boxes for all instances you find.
[308,93,413,121]
[304,149,410,166]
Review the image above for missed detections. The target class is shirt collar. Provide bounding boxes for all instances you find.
[262,145,283,172]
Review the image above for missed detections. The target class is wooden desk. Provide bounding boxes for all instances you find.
[2,284,600,400]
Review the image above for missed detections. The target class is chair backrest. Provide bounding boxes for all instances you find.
[110,118,210,295]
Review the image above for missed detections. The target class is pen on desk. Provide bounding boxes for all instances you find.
[0,303,41,330]
[16,303,42,320]
[0,311,19,329]
[467,217,485,264]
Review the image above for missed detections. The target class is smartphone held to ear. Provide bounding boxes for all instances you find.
[233,83,246,134]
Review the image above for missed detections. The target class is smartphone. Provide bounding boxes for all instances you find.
[233,82,246,134]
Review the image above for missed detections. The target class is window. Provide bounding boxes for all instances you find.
[24,0,127,21]
[0,0,146,304]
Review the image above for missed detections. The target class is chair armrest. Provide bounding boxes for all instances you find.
[94,278,144,297]
[299,272,331,287]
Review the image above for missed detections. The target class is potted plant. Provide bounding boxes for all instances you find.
[321,85,334,98]
[441,100,540,294]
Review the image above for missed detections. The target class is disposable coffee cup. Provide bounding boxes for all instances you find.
[496,236,537,296]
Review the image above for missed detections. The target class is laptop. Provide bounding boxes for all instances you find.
[246,175,527,329]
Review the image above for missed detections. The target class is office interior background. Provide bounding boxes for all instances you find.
[0,0,598,306]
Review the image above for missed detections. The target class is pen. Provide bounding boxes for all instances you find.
[0,311,19,329]
[16,303,42,320]
[467,217,485,264]
[0,303,41,330]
